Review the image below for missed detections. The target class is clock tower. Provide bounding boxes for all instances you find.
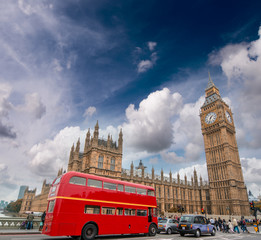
[200,74,249,215]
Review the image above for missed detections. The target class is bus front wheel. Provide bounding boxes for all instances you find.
[82,223,97,240]
[148,224,157,236]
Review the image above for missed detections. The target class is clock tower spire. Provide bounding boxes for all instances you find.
[200,74,249,216]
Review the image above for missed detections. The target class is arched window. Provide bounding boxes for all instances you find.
[98,155,104,169]
[110,157,115,171]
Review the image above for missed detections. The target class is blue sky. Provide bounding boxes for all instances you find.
[0,0,261,201]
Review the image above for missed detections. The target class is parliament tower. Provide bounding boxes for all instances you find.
[200,74,249,215]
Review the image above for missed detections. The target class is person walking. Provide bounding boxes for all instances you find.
[228,220,234,233]
[26,212,34,230]
[233,218,240,233]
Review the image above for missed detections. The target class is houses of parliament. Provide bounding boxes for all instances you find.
[20,76,250,216]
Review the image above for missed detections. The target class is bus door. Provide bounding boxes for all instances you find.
[148,207,152,222]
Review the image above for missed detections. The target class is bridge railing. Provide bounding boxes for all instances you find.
[0,217,41,229]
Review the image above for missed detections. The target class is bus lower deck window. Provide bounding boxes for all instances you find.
[85,205,100,214]
[137,209,147,216]
[116,208,123,215]
[48,200,55,213]
[125,209,136,216]
[102,207,116,215]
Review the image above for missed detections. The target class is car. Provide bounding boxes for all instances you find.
[177,215,216,238]
[157,218,179,234]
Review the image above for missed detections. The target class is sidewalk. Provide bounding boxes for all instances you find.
[0,228,41,235]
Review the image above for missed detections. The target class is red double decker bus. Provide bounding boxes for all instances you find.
[43,171,158,240]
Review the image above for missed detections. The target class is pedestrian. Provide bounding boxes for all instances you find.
[39,211,46,231]
[214,218,219,230]
[233,218,240,233]
[228,220,234,233]
[26,212,34,230]
[241,217,249,233]
[218,217,222,231]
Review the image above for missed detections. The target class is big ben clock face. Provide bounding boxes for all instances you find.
[205,112,217,124]
[225,111,232,123]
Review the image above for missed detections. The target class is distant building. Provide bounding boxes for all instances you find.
[0,200,8,210]
[17,185,28,200]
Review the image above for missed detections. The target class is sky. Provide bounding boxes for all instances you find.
[0,0,261,202]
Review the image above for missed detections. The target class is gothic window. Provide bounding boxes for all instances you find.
[168,188,170,198]
[159,187,161,198]
[98,155,104,169]
[110,157,115,171]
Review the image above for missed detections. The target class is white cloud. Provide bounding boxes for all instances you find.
[17,93,46,119]
[28,126,84,177]
[161,151,184,163]
[122,88,182,153]
[137,60,154,73]
[173,96,205,162]
[136,41,158,73]
[209,26,261,149]
[174,163,208,182]
[148,41,157,51]
[83,106,96,118]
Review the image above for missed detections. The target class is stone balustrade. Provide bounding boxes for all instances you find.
[0,217,41,229]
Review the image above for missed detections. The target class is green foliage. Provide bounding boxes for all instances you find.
[5,199,22,213]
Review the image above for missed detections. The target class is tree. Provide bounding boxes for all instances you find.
[5,199,22,213]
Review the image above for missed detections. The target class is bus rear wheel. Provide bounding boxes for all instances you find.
[82,223,97,240]
[148,224,157,236]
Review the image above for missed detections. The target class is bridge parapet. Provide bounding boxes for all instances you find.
[0,217,41,229]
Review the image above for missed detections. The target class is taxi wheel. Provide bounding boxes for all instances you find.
[180,233,185,236]
[82,223,97,240]
[211,228,216,236]
[167,228,172,234]
[195,229,201,238]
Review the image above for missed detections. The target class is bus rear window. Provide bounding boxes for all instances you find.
[87,179,102,188]
[137,188,147,195]
[125,186,136,193]
[148,190,155,196]
[48,200,55,213]
[69,176,86,186]
[85,205,100,214]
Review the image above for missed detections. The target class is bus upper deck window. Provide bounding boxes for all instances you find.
[69,176,86,186]
[125,186,136,194]
[87,179,102,188]
[137,188,147,195]
[104,182,117,190]
[53,177,61,185]
[148,190,155,196]
[117,184,124,192]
